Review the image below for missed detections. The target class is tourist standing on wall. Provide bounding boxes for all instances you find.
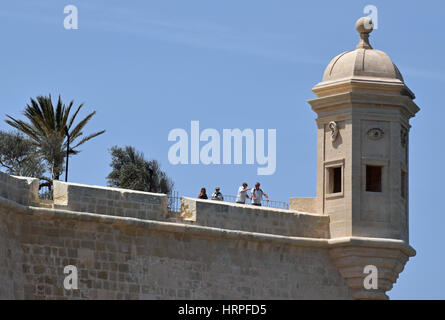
[236,182,251,204]
[251,182,269,206]
[198,187,208,199]
[211,187,224,201]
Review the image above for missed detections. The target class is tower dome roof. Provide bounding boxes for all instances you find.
[321,17,404,84]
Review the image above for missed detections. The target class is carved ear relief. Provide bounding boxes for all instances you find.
[329,121,339,142]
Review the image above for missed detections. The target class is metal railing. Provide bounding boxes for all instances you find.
[167,190,181,213]
[39,185,53,200]
[167,191,289,212]
[223,195,289,209]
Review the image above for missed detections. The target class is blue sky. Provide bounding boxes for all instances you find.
[0,0,443,299]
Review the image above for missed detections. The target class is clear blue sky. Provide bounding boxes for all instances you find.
[0,0,443,299]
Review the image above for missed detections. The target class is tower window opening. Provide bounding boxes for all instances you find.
[366,165,382,192]
[328,166,342,194]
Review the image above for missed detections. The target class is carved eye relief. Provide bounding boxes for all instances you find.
[366,128,384,140]
[329,121,339,142]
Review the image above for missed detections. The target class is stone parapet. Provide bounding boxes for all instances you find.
[289,197,319,214]
[178,197,330,238]
[52,180,168,221]
[0,171,39,206]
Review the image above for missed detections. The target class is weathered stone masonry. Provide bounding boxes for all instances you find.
[0,173,414,299]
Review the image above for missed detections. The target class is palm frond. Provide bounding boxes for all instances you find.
[55,95,66,133]
[71,130,105,150]
[67,103,84,131]
[5,116,42,143]
[69,111,96,141]
[61,100,74,129]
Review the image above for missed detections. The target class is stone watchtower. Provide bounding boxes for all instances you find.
[309,17,419,239]
[293,17,419,299]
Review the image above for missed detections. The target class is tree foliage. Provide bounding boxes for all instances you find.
[0,130,45,178]
[5,94,105,183]
[107,146,174,194]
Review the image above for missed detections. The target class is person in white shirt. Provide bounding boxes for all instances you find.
[236,182,251,204]
[251,182,269,206]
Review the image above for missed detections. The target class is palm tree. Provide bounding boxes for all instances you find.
[5,94,105,187]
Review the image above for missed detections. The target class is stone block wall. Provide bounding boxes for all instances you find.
[289,197,319,214]
[0,202,25,299]
[0,198,352,299]
[0,171,39,206]
[179,197,330,238]
[52,181,168,221]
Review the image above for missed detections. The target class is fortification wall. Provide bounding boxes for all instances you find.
[0,201,25,299]
[0,199,352,299]
[0,172,36,299]
[0,172,354,299]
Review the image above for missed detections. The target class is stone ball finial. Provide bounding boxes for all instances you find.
[355,17,373,49]
[355,17,374,34]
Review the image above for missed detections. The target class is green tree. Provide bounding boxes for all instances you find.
[5,94,105,185]
[107,145,174,194]
[0,130,45,178]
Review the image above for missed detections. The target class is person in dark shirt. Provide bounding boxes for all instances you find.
[211,187,224,201]
[198,187,208,199]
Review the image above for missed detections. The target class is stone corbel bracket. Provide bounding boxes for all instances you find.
[328,237,416,300]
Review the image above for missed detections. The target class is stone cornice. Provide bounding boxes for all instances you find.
[312,76,415,99]
[308,91,420,118]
